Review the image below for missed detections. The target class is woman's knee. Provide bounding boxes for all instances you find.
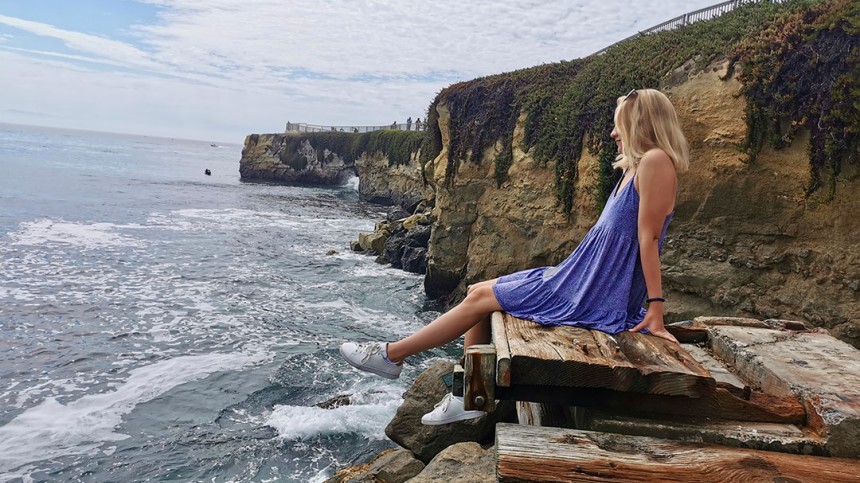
[464,285,497,307]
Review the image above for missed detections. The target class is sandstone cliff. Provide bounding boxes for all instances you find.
[240,133,356,185]
[240,2,858,347]
[421,62,858,347]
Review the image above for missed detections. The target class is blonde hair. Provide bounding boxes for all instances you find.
[612,89,689,172]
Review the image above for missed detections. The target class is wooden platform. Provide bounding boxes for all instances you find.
[496,424,860,482]
[457,312,860,461]
[490,312,716,397]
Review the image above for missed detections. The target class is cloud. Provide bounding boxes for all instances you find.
[0,14,159,71]
[0,0,720,141]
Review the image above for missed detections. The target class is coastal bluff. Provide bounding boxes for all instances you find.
[241,59,859,348]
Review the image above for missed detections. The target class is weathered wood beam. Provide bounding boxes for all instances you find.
[709,326,860,458]
[464,344,496,412]
[515,402,571,428]
[499,313,716,398]
[491,312,512,387]
[584,411,826,456]
[496,424,860,482]
[495,385,805,424]
[452,364,464,398]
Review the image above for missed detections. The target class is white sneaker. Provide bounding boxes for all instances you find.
[339,341,402,380]
[421,393,485,425]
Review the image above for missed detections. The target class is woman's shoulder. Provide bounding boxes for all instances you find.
[639,148,673,168]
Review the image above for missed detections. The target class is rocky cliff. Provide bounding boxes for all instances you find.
[420,61,858,347]
[241,1,858,346]
[240,133,356,185]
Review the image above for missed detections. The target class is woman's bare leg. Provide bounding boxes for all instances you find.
[463,279,498,349]
[386,281,502,362]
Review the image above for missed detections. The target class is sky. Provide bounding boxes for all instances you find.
[0,0,719,143]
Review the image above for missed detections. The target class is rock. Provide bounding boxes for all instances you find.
[381,230,404,267]
[350,240,363,252]
[405,224,432,247]
[401,247,427,274]
[240,134,355,185]
[403,213,430,231]
[359,231,388,254]
[324,449,396,483]
[355,150,432,210]
[384,360,514,463]
[408,442,495,482]
[326,249,338,256]
[385,207,411,222]
[315,394,351,409]
[367,449,425,483]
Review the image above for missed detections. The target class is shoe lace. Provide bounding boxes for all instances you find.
[355,342,382,363]
[434,392,455,412]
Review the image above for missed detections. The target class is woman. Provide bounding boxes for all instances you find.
[340,89,689,424]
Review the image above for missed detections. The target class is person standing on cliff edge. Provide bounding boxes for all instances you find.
[340,89,689,425]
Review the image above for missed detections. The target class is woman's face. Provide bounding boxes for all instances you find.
[610,124,622,154]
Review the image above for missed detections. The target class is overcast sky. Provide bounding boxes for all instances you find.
[0,0,718,142]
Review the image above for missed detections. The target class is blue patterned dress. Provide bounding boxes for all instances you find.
[492,174,673,333]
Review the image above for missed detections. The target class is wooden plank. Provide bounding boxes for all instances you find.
[495,385,806,424]
[501,313,715,397]
[683,344,748,397]
[491,311,512,387]
[584,411,827,456]
[516,402,570,427]
[464,344,495,412]
[709,326,860,458]
[694,316,770,328]
[496,424,860,482]
[452,364,464,397]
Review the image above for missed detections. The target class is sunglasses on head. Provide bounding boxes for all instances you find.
[624,89,638,100]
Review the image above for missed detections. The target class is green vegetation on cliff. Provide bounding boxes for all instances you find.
[431,0,856,213]
[278,1,856,212]
[729,0,860,198]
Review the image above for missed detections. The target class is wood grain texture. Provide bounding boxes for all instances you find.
[496,424,860,482]
[495,385,805,424]
[464,344,495,412]
[491,311,512,387]
[496,312,715,397]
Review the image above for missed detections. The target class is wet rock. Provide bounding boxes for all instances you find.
[315,394,351,409]
[401,247,427,274]
[358,231,388,254]
[384,360,515,463]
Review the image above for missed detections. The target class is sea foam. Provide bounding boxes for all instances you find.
[0,351,270,474]
[266,385,402,440]
[9,219,143,249]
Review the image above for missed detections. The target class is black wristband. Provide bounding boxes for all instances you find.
[646,297,665,304]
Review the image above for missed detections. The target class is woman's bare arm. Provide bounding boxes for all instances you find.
[629,148,678,343]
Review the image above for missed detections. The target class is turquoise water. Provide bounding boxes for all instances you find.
[0,124,448,482]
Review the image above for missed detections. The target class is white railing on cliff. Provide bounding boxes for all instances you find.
[285,121,426,134]
[286,0,790,134]
[591,0,789,56]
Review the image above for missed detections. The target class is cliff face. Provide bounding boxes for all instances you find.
[356,150,432,210]
[421,63,859,347]
[240,133,355,185]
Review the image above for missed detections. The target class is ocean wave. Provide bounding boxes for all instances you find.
[266,384,401,441]
[8,219,144,249]
[0,350,271,474]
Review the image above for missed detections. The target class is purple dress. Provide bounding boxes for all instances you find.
[492,174,672,334]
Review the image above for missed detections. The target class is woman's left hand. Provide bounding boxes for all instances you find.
[629,305,678,344]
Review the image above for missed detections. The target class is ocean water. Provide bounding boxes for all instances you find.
[0,124,451,482]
